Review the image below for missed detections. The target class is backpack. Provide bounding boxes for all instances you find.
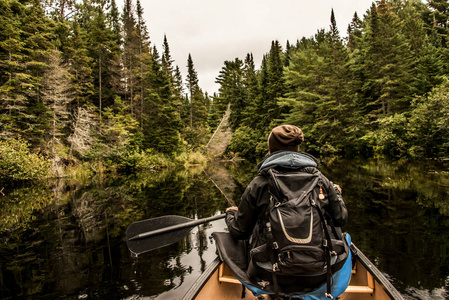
[249,167,350,298]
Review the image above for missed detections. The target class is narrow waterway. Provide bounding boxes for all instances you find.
[0,158,448,299]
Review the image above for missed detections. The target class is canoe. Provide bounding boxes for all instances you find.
[182,244,404,300]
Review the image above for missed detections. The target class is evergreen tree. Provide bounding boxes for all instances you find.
[173,65,184,99]
[185,54,208,146]
[321,9,353,153]
[215,58,245,130]
[121,0,140,116]
[347,12,363,51]
[66,19,94,108]
[256,54,269,129]
[84,0,121,121]
[162,34,174,81]
[281,36,327,153]
[361,1,413,116]
[266,40,285,121]
[428,0,449,45]
[401,0,444,95]
[142,46,181,154]
[15,0,55,144]
[0,0,26,137]
[134,0,151,126]
[186,53,199,128]
[242,53,259,126]
[108,0,121,36]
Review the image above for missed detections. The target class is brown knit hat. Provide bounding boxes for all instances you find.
[268,125,304,153]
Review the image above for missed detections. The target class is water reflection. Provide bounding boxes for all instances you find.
[319,159,449,299]
[0,159,448,299]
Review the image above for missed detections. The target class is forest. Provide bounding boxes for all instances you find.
[1,0,449,181]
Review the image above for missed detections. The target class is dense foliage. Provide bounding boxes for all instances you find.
[214,0,449,160]
[2,0,449,181]
[0,138,51,180]
[0,0,211,180]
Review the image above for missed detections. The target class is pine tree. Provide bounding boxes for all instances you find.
[281,36,327,152]
[215,58,246,130]
[0,0,26,137]
[108,0,121,36]
[266,40,285,121]
[142,46,181,154]
[186,53,199,128]
[347,12,363,51]
[173,65,187,127]
[121,0,140,116]
[256,54,270,129]
[428,0,449,45]
[14,0,55,144]
[83,0,121,121]
[361,1,413,116]
[134,0,151,126]
[242,53,259,126]
[66,19,94,108]
[162,35,175,80]
[401,0,444,95]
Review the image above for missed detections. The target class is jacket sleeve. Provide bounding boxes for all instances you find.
[323,176,348,227]
[226,176,269,240]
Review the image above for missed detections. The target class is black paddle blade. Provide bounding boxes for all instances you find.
[126,226,192,256]
[126,215,192,256]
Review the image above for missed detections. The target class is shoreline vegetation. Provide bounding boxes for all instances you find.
[0,136,212,182]
[2,0,449,182]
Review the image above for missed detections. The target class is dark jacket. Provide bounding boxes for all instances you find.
[225,151,348,248]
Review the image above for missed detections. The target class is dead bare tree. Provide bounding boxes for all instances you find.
[68,107,96,156]
[41,49,74,175]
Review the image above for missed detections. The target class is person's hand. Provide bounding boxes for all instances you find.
[334,184,342,193]
[226,206,238,212]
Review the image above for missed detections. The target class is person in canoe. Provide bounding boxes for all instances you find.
[224,124,350,299]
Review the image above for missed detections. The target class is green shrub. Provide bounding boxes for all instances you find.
[0,138,51,181]
[117,149,172,172]
[406,80,449,158]
[228,126,260,159]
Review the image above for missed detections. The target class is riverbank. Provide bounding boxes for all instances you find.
[0,136,211,182]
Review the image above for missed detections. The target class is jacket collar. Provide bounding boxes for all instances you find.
[257,151,318,173]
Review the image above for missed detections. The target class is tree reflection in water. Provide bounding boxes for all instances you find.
[0,158,448,299]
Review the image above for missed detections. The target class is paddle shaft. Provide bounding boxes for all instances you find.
[128,213,226,241]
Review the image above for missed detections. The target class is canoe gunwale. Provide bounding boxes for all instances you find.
[183,245,404,300]
[351,244,404,300]
[182,256,222,300]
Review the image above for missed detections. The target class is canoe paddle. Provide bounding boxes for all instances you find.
[126,213,226,256]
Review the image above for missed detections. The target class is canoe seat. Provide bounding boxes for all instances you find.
[344,262,374,294]
[218,263,241,284]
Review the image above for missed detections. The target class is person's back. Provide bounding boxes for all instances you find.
[225,125,348,298]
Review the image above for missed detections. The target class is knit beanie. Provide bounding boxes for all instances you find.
[268,125,304,153]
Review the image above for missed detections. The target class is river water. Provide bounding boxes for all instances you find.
[0,158,448,299]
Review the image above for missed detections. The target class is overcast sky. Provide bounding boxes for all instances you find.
[120,0,375,95]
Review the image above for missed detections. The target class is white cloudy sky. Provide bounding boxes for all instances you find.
[120,0,374,95]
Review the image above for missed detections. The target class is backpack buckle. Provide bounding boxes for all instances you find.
[323,240,328,247]
[273,242,279,249]
[325,293,334,299]
[278,251,291,261]
[258,280,270,288]
[272,262,280,272]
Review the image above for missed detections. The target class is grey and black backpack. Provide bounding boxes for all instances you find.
[249,167,350,298]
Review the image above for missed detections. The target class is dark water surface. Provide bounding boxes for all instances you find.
[1,159,448,299]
